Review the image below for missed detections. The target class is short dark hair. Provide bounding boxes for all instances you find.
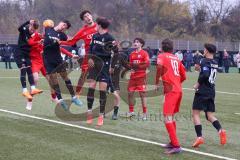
[134,38,145,47]
[32,20,39,29]
[96,17,110,29]
[80,10,92,20]
[162,38,173,52]
[62,20,71,29]
[204,43,216,54]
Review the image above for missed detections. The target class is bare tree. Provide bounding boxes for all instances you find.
[189,0,233,23]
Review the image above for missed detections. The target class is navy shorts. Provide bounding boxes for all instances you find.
[192,93,215,112]
[44,61,67,74]
[15,55,31,69]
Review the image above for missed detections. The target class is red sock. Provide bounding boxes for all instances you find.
[165,122,180,147]
[173,121,176,131]
[51,93,56,99]
[129,105,134,112]
[142,105,147,113]
[76,85,82,93]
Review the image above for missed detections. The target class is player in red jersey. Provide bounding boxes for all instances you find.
[29,32,46,81]
[128,38,150,119]
[60,10,97,96]
[155,39,186,154]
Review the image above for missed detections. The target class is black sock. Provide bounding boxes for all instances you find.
[52,84,62,100]
[195,125,202,137]
[20,68,27,88]
[87,88,95,110]
[113,106,119,115]
[212,120,222,132]
[65,80,75,97]
[26,67,35,86]
[239,68,240,73]
[99,91,107,114]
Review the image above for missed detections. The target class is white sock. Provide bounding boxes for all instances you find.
[31,85,36,90]
[23,88,28,92]
[72,96,77,99]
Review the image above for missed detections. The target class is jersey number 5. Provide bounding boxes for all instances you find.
[171,60,180,76]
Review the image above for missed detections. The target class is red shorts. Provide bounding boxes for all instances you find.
[32,62,47,77]
[128,77,146,92]
[163,92,182,115]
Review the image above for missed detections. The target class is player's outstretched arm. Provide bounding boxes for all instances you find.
[60,47,74,58]
[60,29,84,46]
[18,21,30,33]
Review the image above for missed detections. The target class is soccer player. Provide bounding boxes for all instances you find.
[26,25,60,110]
[109,46,130,120]
[128,38,150,120]
[192,43,227,147]
[87,17,115,126]
[43,20,83,110]
[15,20,43,100]
[60,10,97,96]
[155,39,186,154]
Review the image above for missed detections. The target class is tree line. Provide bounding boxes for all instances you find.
[0,0,240,42]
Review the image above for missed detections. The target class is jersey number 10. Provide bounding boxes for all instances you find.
[209,68,217,84]
[171,60,180,76]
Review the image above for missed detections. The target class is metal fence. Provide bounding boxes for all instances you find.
[1,34,240,51]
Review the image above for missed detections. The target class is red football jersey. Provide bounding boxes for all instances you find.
[129,49,150,79]
[156,52,186,93]
[28,32,43,64]
[60,23,97,53]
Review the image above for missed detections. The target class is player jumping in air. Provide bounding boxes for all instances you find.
[155,39,186,154]
[127,38,150,120]
[26,22,61,110]
[87,17,115,126]
[43,20,83,110]
[15,20,43,101]
[192,43,227,147]
[60,10,97,96]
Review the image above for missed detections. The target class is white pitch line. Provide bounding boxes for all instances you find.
[234,113,240,115]
[0,108,237,160]
[183,88,240,96]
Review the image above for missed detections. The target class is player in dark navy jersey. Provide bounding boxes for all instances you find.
[43,20,83,110]
[192,43,227,148]
[86,17,116,126]
[15,20,43,101]
[109,46,130,120]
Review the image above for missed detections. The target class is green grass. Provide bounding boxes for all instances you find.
[0,68,239,160]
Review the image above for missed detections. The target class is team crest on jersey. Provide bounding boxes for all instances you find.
[87,34,93,39]
[138,55,141,58]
